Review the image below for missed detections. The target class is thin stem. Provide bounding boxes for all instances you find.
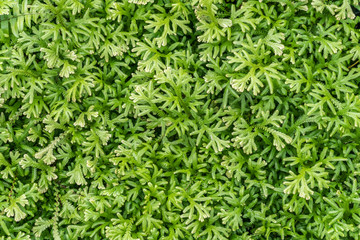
[0,13,40,23]
[348,60,359,69]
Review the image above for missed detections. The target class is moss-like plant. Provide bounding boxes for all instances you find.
[1,0,360,239]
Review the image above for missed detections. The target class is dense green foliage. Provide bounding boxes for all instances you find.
[1,0,360,239]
